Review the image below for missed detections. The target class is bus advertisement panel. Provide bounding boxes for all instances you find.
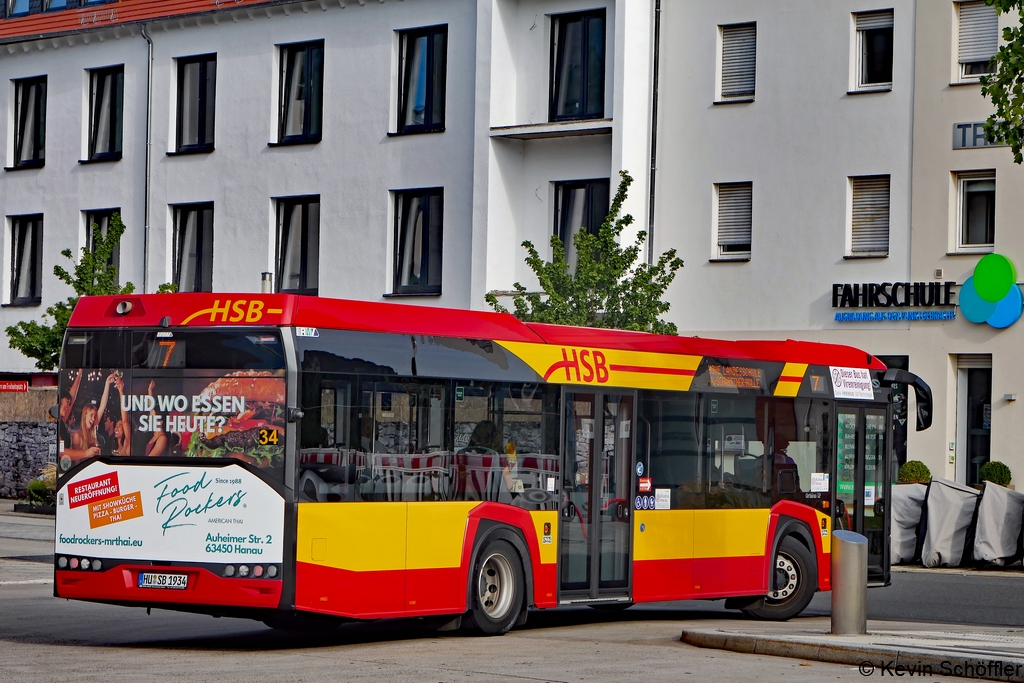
[55,461,285,565]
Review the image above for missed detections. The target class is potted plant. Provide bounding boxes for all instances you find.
[898,460,931,484]
[979,461,1012,489]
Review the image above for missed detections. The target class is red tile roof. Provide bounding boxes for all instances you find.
[0,0,285,43]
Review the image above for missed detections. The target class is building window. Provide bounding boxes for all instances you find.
[85,209,120,276]
[958,171,996,249]
[12,76,45,169]
[172,204,214,293]
[958,1,998,79]
[550,10,606,122]
[855,11,894,88]
[176,54,216,153]
[553,179,610,270]
[278,41,324,144]
[715,182,753,259]
[44,0,67,10]
[397,25,447,134]
[9,214,42,306]
[6,0,28,17]
[88,65,124,161]
[719,23,756,101]
[276,197,319,295]
[850,175,890,256]
[393,189,443,295]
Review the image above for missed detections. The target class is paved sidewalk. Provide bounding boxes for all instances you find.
[682,618,1024,682]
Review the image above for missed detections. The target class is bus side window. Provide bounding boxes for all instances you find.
[639,391,704,509]
[703,395,770,509]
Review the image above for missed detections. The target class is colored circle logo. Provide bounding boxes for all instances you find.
[960,254,1023,329]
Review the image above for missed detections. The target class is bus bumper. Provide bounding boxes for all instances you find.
[55,565,283,609]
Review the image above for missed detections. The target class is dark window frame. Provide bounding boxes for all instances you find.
[11,75,46,169]
[44,0,68,12]
[959,173,996,248]
[172,202,214,293]
[87,65,124,162]
[6,0,29,18]
[175,54,216,154]
[859,26,893,87]
[276,195,320,296]
[396,24,448,135]
[276,40,324,145]
[392,188,444,296]
[549,9,607,122]
[553,178,610,245]
[9,214,43,307]
[84,208,121,278]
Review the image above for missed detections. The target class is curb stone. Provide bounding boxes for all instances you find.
[681,629,1024,682]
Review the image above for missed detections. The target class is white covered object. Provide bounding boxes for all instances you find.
[891,483,927,564]
[920,478,979,568]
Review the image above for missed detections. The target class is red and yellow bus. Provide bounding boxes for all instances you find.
[53,293,931,633]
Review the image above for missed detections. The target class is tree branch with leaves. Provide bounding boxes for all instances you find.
[486,171,684,335]
[982,0,1024,162]
[6,212,135,371]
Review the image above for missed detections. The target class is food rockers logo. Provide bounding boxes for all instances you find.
[959,254,1023,329]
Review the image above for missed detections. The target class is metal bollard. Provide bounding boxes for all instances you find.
[831,530,868,635]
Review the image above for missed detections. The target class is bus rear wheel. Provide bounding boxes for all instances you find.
[742,536,816,621]
[467,539,524,636]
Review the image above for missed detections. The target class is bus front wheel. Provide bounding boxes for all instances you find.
[467,539,524,635]
[742,536,816,621]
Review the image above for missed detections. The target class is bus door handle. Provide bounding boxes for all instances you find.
[561,501,577,520]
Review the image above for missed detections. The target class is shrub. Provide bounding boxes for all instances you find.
[898,460,931,484]
[26,478,55,506]
[980,461,1012,487]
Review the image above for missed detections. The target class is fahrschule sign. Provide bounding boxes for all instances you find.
[831,281,957,322]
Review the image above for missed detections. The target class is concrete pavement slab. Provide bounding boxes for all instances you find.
[682,618,1024,682]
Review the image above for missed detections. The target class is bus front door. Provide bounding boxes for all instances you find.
[559,392,634,602]
[834,404,891,585]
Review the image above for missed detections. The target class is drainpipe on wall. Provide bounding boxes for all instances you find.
[646,0,661,266]
[140,24,154,293]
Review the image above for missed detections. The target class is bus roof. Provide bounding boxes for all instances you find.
[69,293,886,371]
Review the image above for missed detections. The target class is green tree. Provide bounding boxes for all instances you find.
[486,171,684,334]
[6,212,134,371]
[982,0,1024,162]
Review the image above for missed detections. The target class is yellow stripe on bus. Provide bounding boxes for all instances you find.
[693,509,770,558]
[632,510,694,561]
[406,502,480,569]
[774,362,808,397]
[530,510,559,564]
[497,340,701,392]
[298,502,407,572]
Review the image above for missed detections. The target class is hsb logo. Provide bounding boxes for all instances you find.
[181,299,272,325]
[543,348,609,383]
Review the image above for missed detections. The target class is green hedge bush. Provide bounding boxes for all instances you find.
[980,461,1012,487]
[898,460,931,484]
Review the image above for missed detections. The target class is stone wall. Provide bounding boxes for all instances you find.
[0,422,55,498]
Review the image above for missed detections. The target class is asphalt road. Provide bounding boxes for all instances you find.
[0,504,1018,682]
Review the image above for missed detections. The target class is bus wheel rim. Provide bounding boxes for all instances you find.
[768,553,799,602]
[478,552,514,619]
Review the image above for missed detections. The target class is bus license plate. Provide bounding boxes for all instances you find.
[138,573,188,590]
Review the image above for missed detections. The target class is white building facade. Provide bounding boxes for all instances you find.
[0,0,654,379]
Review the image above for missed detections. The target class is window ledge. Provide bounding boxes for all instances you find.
[387,127,446,137]
[383,291,442,298]
[166,146,214,157]
[708,257,750,263]
[2,300,41,308]
[78,154,122,164]
[844,253,889,259]
[947,249,994,256]
[268,138,321,148]
[489,119,612,141]
[4,160,44,171]
[847,85,892,95]
[713,97,754,105]
[949,80,985,87]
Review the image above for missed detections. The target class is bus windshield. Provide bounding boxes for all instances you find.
[57,329,287,477]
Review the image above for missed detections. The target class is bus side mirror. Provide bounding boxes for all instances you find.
[881,369,933,432]
[49,404,60,419]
